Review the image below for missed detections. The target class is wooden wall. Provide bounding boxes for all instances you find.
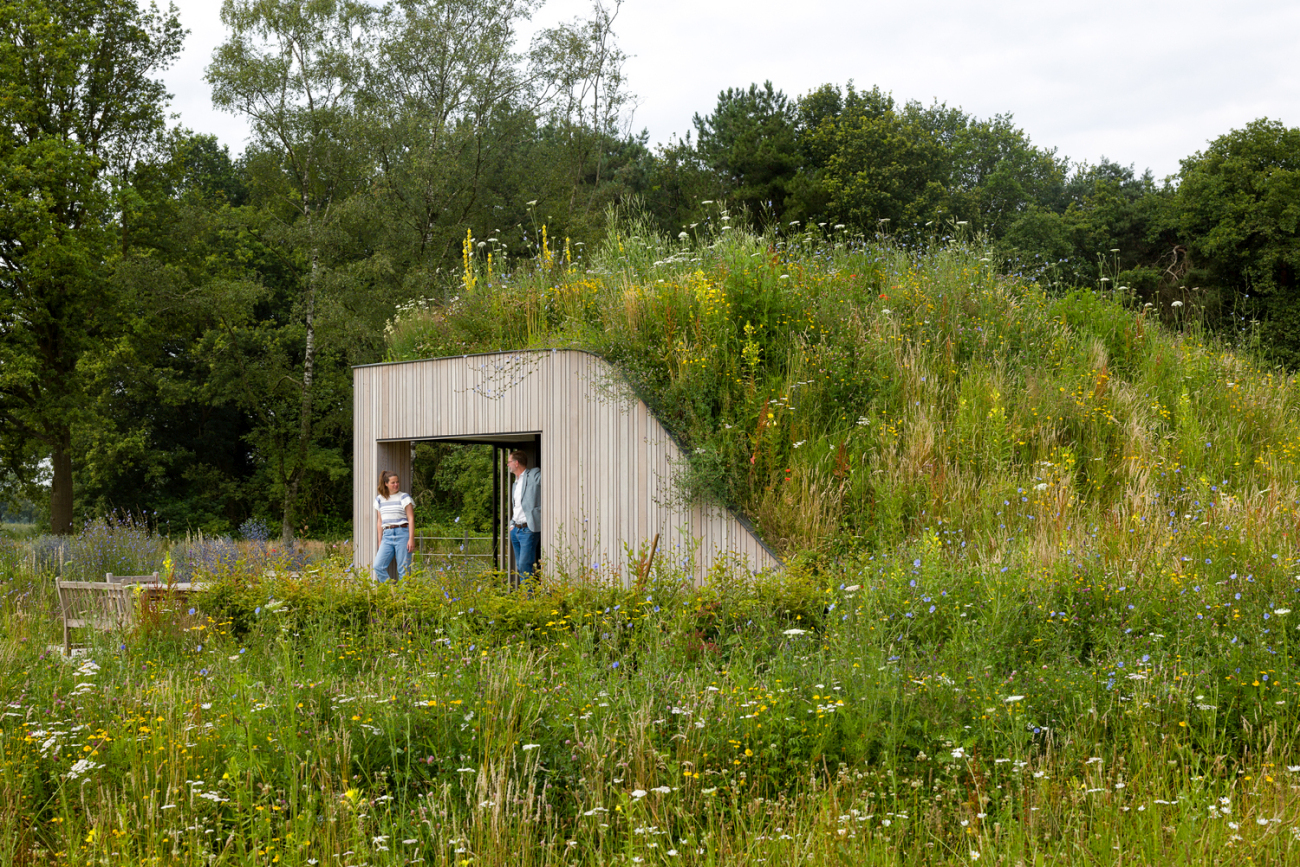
[354,350,780,582]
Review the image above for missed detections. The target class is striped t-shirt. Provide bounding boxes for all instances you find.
[375,493,413,527]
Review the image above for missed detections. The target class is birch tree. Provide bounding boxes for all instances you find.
[207,0,373,544]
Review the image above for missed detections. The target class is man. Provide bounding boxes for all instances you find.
[508,449,541,585]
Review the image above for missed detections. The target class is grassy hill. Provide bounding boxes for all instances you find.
[389,212,1300,571]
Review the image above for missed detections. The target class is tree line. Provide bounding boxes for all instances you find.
[3,0,1297,538]
[650,80,1299,361]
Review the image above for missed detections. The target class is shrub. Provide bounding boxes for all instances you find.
[238,517,271,543]
[172,534,240,582]
[66,513,165,581]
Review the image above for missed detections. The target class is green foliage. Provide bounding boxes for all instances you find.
[1052,287,1153,377]
[996,160,1176,296]
[70,127,370,536]
[801,84,948,231]
[692,81,802,225]
[669,83,1300,373]
[1175,118,1300,366]
[659,86,1300,370]
[208,0,383,544]
[777,83,1071,242]
[0,0,182,532]
[9,0,650,546]
[940,112,1065,236]
[620,132,719,236]
[412,442,495,531]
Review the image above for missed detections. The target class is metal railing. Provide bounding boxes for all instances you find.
[413,528,495,571]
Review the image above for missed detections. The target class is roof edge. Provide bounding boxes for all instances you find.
[353,347,595,370]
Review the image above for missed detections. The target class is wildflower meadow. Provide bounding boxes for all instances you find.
[4,217,1300,864]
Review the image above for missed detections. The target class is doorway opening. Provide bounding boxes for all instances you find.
[408,434,540,576]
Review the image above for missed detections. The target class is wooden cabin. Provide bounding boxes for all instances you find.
[353,350,780,582]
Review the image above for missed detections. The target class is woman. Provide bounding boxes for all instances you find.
[374,470,415,581]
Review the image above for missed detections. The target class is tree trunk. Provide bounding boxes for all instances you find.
[50,430,74,535]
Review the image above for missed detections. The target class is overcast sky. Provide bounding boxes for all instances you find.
[163,0,1300,180]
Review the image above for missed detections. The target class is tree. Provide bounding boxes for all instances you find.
[0,0,182,533]
[200,0,637,543]
[72,131,268,532]
[615,132,717,235]
[939,111,1065,236]
[358,0,543,277]
[790,86,1068,238]
[529,0,633,233]
[1175,119,1300,365]
[798,84,946,232]
[996,159,1174,293]
[333,0,637,283]
[208,0,378,544]
[692,82,801,225]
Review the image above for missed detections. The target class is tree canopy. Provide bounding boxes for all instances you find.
[4,3,1299,536]
[0,0,183,532]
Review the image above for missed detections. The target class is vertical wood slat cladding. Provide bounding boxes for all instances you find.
[353,351,780,583]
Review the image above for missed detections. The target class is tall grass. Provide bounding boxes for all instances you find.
[5,221,1300,863]
[2,551,1299,865]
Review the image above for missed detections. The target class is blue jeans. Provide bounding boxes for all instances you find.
[510,525,539,586]
[375,526,412,582]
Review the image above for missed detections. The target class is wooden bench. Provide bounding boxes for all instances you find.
[56,580,136,656]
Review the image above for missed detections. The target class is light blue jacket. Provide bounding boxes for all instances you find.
[515,467,541,531]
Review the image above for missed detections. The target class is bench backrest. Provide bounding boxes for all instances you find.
[56,581,135,653]
[106,572,160,585]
